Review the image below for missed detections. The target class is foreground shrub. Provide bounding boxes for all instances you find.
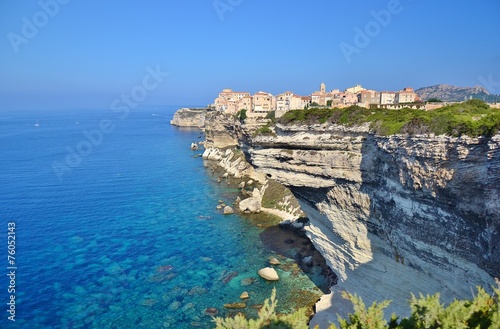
[214,285,500,329]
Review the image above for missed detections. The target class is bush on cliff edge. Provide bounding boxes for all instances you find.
[214,285,500,329]
[277,100,500,137]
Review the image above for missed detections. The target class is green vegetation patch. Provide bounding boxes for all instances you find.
[214,285,500,328]
[254,123,276,136]
[261,179,300,212]
[235,109,247,121]
[277,100,500,137]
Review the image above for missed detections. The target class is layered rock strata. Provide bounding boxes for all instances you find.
[249,123,499,326]
[196,108,499,327]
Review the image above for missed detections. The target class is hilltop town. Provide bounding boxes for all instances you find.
[211,83,500,118]
[212,83,423,118]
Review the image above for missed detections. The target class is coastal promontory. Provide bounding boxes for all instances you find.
[175,101,500,327]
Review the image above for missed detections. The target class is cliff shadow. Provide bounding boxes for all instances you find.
[259,223,333,294]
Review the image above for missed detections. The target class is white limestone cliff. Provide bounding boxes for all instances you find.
[170,108,206,128]
[250,123,499,327]
[198,108,499,327]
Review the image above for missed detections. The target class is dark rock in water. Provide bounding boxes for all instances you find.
[188,286,207,295]
[139,298,157,307]
[205,307,218,316]
[149,272,176,283]
[221,271,238,284]
[250,303,263,309]
[223,302,246,309]
[157,265,174,272]
[240,277,256,286]
[284,238,295,244]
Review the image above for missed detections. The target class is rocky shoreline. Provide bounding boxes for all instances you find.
[201,146,337,297]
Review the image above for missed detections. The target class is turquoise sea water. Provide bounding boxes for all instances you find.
[0,107,324,328]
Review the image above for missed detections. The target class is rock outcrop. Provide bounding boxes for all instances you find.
[248,122,499,326]
[170,108,206,127]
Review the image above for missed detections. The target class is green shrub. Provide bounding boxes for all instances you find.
[254,124,276,136]
[276,101,500,137]
[236,109,248,121]
[213,288,310,329]
[214,285,500,329]
[266,111,276,120]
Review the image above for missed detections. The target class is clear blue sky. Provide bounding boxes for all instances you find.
[0,0,499,110]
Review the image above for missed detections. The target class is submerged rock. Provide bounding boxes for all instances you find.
[223,206,234,214]
[221,271,238,284]
[269,257,281,265]
[157,265,174,272]
[239,291,249,299]
[223,302,246,309]
[205,307,218,316]
[258,267,279,281]
[240,277,256,286]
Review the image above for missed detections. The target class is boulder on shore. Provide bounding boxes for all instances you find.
[239,197,261,213]
[258,267,279,281]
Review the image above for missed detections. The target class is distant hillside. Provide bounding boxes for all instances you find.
[416,84,500,102]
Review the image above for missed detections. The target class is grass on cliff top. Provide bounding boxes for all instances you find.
[277,99,500,137]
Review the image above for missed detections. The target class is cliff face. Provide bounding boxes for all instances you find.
[248,123,499,324]
[200,110,499,325]
[204,111,243,149]
[170,108,206,127]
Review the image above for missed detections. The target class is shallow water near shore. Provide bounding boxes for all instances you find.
[0,107,325,328]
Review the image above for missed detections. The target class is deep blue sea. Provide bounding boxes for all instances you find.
[0,107,323,328]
